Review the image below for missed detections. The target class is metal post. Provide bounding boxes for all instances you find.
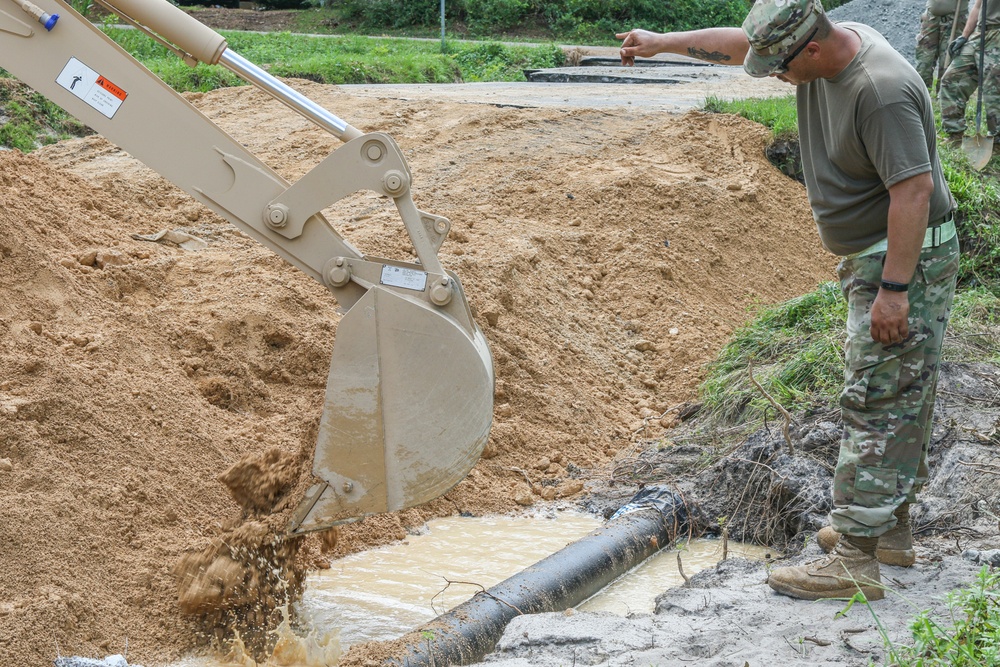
[440,0,446,52]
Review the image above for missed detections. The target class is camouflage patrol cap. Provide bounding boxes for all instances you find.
[742,0,825,77]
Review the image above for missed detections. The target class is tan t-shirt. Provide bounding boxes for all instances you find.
[984,0,1000,31]
[797,23,954,256]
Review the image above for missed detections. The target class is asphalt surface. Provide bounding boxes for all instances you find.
[340,61,792,112]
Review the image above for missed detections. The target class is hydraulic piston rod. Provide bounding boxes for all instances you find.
[95,0,361,141]
[218,50,362,142]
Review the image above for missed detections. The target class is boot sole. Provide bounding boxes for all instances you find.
[768,578,885,601]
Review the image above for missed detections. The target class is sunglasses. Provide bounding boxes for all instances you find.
[774,27,819,74]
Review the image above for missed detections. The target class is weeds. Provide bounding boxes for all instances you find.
[894,566,1000,666]
[699,282,846,426]
[849,566,1000,666]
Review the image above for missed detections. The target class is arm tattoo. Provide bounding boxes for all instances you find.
[687,47,732,62]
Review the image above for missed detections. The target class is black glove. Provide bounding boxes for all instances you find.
[949,36,968,57]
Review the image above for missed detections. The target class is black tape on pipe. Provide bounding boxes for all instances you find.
[384,486,689,667]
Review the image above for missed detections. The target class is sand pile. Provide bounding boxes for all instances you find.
[0,81,834,665]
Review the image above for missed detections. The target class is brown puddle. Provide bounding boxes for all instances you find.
[173,511,770,666]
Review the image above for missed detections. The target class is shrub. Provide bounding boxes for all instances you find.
[465,0,533,34]
[338,0,457,30]
[452,41,564,81]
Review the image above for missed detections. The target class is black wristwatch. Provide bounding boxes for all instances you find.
[880,280,909,292]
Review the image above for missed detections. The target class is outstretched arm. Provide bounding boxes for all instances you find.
[617,27,750,66]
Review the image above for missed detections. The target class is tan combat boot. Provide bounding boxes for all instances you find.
[768,536,884,601]
[815,503,915,567]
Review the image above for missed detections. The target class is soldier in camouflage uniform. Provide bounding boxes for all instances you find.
[916,0,969,89]
[618,0,959,601]
[940,0,1000,141]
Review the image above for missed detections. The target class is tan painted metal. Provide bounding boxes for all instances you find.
[0,0,493,531]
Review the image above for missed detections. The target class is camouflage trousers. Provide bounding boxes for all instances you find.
[916,11,966,89]
[830,235,959,538]
[940,28,1000,135]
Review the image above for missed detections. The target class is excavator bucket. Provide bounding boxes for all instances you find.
[288,282,494,532]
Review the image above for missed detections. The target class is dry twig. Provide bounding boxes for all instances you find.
[747,358,795,455]
[510,467,533,486]
[732,457,789,481]
[431,577,524,616]
[630,402,687,439]
[957,459,1000,476]
[611,457,654,482]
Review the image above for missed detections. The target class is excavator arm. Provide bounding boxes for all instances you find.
[0,0,494,532]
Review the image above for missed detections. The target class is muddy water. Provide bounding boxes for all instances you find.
[176,511,770,665]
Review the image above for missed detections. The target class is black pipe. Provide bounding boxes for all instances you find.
[383,486,690,667]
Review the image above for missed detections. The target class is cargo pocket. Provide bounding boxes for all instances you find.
[853,465,898,507]
[916,241,959,286]
[843,356,903,411]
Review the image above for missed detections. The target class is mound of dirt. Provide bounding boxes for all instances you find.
[0,79,834,665]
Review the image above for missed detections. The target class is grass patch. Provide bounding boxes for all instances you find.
[704,94,798,138]
[0,76,92,151]
[940,146,1000,290]
[101,28,562,90]
[451,41,565,81]
[945,286,1000,363]
[699,282,847,426]
[699,279,1000,427]
[877,566,1000,666]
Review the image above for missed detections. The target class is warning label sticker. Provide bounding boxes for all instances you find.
[55,57,127,119]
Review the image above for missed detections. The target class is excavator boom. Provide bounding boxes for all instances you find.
[0,0,493,531]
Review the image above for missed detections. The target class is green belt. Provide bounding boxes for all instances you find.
[848,216,957,259]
